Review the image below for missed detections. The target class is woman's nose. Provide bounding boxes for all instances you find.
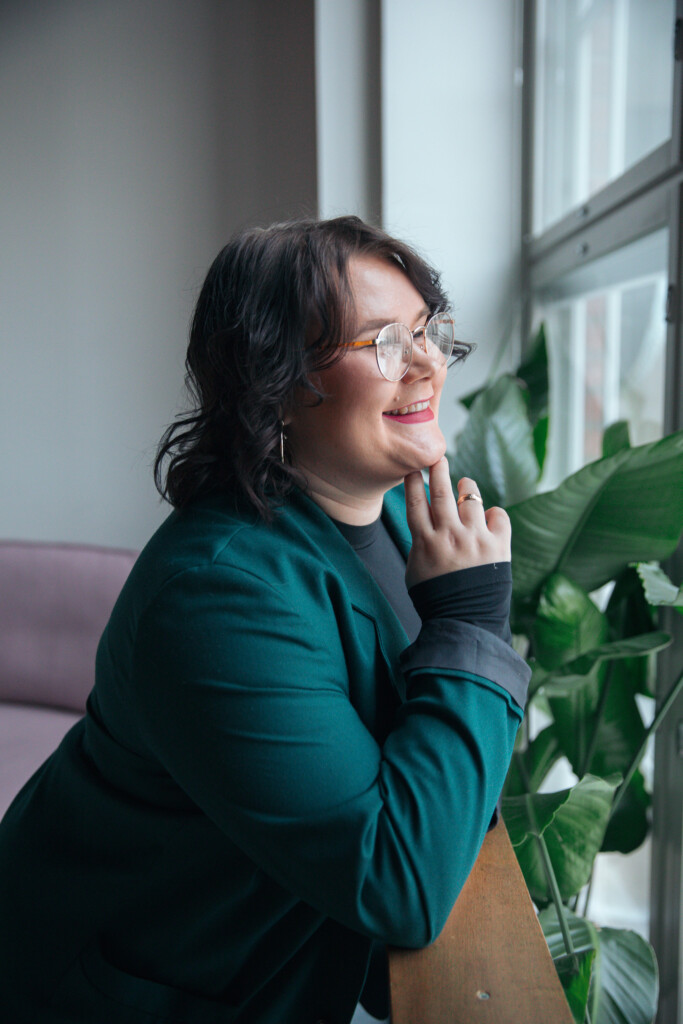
[403,337,441,380]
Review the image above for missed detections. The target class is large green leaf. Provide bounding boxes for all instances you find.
[517,322,549,428]
[602,769,650,854]
[586,660,647,778]
[533,574,607,670]
[602,420,631,458]
[449,375,539,508]
[555,948,596,1024]
[606,567,656,639]
[504,774,619,903]
[540,633,668,777]
[533,415,550,474]
[605,568,657,696]
[540,907,659,1024]
[596,927,659,1024]
[540,632,672,696]
[504,726,562,796]
[509,430,683,600]
[634,561,683,614]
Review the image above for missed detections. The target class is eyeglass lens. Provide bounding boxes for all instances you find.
[376,315,455,381]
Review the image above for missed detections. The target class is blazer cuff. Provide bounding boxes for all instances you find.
[399,618,530,711]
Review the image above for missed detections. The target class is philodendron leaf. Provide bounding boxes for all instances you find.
[585,660,648,778]
[533,414,549,473]
[504,774,620,903]
[449,374,539,508]
[605,568,657,697]
[602,420,631,458]
[586,668,646,782]
[504,726,562,797]
[541,633,668,777]
[540,906,658,1024]
[517,321,549,428]
[555,949,596,1024]
[533,574,608,670]
[606,566,657,640]
[541,632,672,696]
[509,429,683,600]
[595,927,659,1024]
[633,562,683,615]
[602,769,650,854]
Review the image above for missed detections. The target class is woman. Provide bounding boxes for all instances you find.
[0,216,530,1023]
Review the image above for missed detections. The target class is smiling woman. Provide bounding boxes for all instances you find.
[0,216,530,1024]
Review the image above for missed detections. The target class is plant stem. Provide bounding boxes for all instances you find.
[579,663,614,778]
[582,869,595,918]
[610,669,683,819]
[515,748,532,791]
[523,791,579,975]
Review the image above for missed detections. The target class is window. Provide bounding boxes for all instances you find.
[534,0,676,232]
[522,1,683,1017]
[538,228,669,484]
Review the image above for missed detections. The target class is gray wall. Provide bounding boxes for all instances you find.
[0,0,316,549]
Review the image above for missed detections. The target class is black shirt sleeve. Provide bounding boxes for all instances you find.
[409,562,513,642]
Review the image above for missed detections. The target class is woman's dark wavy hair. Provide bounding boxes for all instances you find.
[155,215,449,520]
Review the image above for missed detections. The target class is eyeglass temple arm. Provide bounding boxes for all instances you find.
[343,339,380,350]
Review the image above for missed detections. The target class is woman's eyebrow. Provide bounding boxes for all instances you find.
[355,307,431,337]
[355,318,393,336]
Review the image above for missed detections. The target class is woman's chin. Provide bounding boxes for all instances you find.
[399,431,447,475]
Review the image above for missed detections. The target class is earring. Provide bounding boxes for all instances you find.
[280,421,286,464]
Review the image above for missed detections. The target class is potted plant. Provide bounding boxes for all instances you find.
[449,326,683,1024]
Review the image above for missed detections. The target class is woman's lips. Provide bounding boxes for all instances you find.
[382,407,435,424]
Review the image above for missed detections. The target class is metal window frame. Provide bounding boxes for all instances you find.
[521,2,683,1020]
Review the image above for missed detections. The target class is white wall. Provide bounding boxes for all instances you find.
[382,0,523,450]
[0,0,316,550]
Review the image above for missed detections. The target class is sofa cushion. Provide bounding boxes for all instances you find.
[0,541,137,712]
[0,702,82,817]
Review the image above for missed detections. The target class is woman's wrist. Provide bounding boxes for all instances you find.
[408,562,512,640]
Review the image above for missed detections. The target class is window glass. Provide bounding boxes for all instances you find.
[534,0,675,232]
[536,229,668,488]
[534,229,669,938]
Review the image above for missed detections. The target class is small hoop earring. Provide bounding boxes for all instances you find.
[280,421,286,464]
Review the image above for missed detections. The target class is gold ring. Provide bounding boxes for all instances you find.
[457,492,483,506]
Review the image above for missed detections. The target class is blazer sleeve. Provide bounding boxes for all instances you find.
[132,559,528,949]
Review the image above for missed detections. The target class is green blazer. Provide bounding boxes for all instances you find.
[0,485,529,1024]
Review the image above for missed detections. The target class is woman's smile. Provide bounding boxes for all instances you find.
[383,398,434,422]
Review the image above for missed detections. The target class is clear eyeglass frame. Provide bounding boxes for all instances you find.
[343,311,476,381]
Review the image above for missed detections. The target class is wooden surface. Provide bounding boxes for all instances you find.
[388,820,574,1024]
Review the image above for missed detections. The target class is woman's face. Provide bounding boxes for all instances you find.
[286,255,448,516]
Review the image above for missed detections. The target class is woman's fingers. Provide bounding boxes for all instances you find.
[485,504,512,546]
[404,469,434,537]
[404,463,511,587]
[427,457,459,527]
[454,476,485,524]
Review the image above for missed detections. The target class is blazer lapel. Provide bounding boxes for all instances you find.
[286,488,411,702]
[381,483,412,560]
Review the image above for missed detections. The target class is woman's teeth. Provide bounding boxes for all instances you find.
[385,400,429,416]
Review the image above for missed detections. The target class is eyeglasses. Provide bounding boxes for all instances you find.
[342,311,476,381]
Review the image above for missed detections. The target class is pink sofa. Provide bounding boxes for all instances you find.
[0,540,137,817]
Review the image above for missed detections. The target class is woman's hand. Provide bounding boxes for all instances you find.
[404,459,511,590]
